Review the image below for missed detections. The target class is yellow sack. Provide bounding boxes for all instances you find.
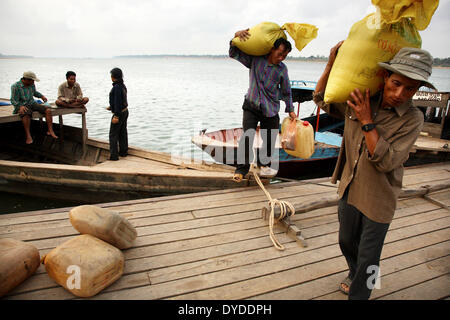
[232,22,286,56]
[324,13,422,103]
[282,23,318,52]
[372,0,439,30]
[281,117,315,159]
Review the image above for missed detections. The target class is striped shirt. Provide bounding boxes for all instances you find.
[229,44,294,118]
[10,80,43,114]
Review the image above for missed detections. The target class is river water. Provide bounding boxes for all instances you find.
[1,57,449,213]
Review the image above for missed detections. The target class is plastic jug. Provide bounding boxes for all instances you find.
[281,117,315,159]
[69,205,137,249]
[0,238,40,297]
[42,234,124,298]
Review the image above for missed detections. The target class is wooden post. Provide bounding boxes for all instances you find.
[59,115,64,151]
[81,110,87,158]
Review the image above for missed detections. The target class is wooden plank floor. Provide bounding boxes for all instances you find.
[1,162,449,300]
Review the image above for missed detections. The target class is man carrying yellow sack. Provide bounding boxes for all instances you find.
[313,42,436,300]
[230,28,297,182]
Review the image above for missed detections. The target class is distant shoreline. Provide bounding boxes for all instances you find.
[1,54,449,67]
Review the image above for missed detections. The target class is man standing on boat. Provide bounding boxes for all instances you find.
[55,71,89,109]
[230,29,297,182]
[313,44,436,300]
[10,71,58,144]
[108,67,128,161]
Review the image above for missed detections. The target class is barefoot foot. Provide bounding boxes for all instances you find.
[47,131,58,139]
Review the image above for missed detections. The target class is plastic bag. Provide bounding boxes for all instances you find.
[324,13,422,103]
[281,118,297,150]
[232,22,287,56]
[282,23,318,52]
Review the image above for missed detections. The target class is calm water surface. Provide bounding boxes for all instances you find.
[1,57,449,213]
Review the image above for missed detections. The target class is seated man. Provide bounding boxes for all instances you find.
[11,71,58,144]
[55,71,89,108]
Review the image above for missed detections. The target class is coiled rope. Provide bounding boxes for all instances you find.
[251,164,296,251]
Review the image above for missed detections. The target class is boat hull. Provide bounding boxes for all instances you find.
[0,160,244,203]
[0,121,262,203]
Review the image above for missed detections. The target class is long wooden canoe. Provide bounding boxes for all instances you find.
[0,106,265,203]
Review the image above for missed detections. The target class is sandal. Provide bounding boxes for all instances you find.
[339,276,352,295]
[232,173,243,183]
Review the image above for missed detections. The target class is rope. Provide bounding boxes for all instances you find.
[251,165,296,251]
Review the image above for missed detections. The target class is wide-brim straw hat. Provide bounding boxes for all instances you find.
[378,47,436,91]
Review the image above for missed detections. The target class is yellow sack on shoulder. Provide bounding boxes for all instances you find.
[324,13,422,103]
[281,117,315,159]
[282,23,318,52]
[232,22,286,56]
[325,0,439,103]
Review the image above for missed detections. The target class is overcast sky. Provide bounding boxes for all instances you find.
[0,0,448,58]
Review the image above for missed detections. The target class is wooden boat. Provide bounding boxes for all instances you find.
[192,81,344,179]
[191,115,343,179]
[0,99,264,203]
[407,91,450,165]
[192,82,450,179]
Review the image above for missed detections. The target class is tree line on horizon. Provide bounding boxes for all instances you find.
[1,53,449,67]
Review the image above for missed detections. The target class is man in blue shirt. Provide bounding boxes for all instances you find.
[230,29,296,181]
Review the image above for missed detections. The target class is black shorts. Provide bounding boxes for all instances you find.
[19,103,49,118]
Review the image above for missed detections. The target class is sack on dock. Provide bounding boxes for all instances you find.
[281,23,318,52]
[324,0,438,103]
[232,22,287,56]
[69,205,137,249]
[42,234,124,298]
[281,117,315,159]
[0,238,41,297]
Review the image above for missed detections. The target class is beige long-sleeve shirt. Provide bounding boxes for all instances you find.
[57,81,83,103]
[313,91,424,224]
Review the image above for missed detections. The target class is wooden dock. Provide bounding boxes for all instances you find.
[1,162,449,300]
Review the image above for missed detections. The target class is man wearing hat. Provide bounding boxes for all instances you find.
[10,71,58,144]
[313,43,436,300]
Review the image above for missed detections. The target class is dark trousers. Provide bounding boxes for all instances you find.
[338,190,390,300]
[109,109,129,159]
[235,100,279,175]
